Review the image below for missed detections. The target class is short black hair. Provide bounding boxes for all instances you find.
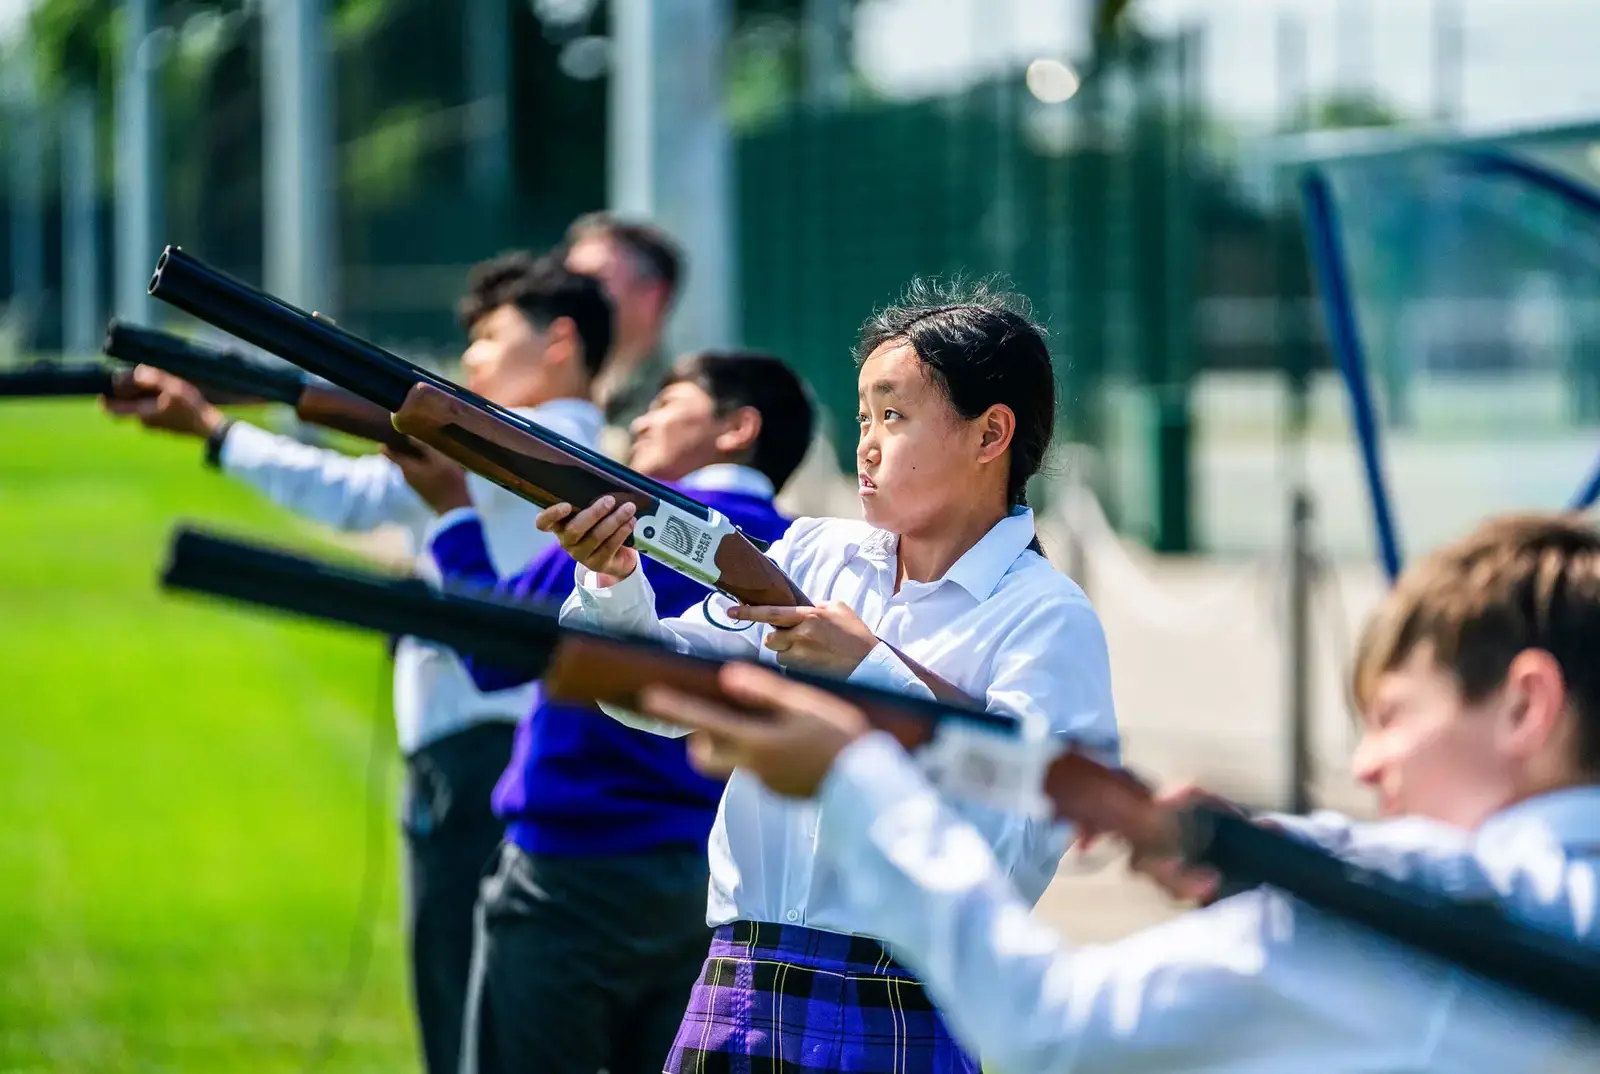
[458,251,614,378]
[856,277,1055,508]
[565,213,686,302]
[664,351,815,492]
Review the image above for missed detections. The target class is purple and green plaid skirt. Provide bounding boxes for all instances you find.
[665,920,980,1074]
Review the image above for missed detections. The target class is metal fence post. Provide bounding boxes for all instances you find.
[7,50,45,352]
[263,0,336,314]
[610,0,733,352]
[115,0,161,326]
[1287,486,1316,814]
[62,87,101,356]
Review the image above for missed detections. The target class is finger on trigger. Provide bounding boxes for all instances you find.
[728,605,806,627]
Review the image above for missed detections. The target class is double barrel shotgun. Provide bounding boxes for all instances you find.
[160,526,1600,1028]
[1,321,414,453]
[145,246,976,704]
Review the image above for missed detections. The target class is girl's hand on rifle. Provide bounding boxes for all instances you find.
[537,497,640,584]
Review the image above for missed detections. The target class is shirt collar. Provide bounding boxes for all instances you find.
[510,397,604,429]
[857,506,1038,601]
[1479,785,1600,848]
[679,464,775,500]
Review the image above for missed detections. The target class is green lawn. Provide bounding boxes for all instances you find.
[0,403,417,1072]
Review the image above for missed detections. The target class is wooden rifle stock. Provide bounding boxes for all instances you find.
[295,385,418,453]
[392,383,809,606]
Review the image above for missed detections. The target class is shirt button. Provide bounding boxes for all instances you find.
[786,910,800,922]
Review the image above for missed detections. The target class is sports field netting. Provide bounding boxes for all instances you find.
[1288,119,1600,579]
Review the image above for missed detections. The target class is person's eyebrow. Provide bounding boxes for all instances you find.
[864,380,899,398]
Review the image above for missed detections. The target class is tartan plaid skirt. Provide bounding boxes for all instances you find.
[664,921,980,1074]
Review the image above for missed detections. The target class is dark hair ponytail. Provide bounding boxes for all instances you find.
[854,277,1056,509]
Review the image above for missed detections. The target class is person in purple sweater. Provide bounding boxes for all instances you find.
[389,350,816,1074]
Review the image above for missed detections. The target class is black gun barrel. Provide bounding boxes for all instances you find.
[0,362,114,397]
[1183,807,1600,1023]
[148,247,419,411]
[146,245,711,519]
[161,528,559,675]
[104,320,307,405]
[157,529,1016,737]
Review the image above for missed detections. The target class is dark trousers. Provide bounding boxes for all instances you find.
[461,841,713,1074]
[402,722,517,1074]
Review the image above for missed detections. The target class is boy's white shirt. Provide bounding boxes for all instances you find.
[816,732,1600,1074]
[218,397,604,753]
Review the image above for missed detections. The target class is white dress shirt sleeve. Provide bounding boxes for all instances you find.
[560,523,815,660]
[219,421,429,534]
[817,736,1600,1074]
[945,598,1119,904]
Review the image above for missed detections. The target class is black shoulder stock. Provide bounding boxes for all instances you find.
[0,361,115,398]
[104,320,307,405]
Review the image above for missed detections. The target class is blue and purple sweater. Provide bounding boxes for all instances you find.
[427,477,791,856]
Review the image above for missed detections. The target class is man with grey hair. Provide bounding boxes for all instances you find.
[563,213,684,433]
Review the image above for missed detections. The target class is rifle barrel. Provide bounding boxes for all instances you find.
[0,363,115,398]
[162,528,557,674]
[147,245,711,519]
[1183,807,1600,1023]
[104,320,307,406]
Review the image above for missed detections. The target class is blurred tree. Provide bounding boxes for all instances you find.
[1303,91,1406,130]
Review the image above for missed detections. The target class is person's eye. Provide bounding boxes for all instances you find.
[855,412,869,425]
[883,409,902,421]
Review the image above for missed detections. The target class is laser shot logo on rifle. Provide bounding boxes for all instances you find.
[661,516,699,558]
[635,501,722,582]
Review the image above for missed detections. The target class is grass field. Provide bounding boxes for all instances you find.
[0,403,417,1072]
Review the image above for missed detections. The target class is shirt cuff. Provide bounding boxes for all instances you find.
[425,506,481,548]
[566,562,656,624]
[214,420,279,475]
[846,641,929,696]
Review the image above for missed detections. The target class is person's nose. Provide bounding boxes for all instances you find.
[856,426,879,468]
[1350,733,1384,788]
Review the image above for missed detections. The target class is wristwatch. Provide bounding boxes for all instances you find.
[204,417,237,470]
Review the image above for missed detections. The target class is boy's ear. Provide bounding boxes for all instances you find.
[544,316,579,370]
[1499,649,1571,761]
[714,405,763,458]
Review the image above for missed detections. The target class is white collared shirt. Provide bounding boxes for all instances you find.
[559,507,1118,932]
[676,463,775,499]
[817,733,1600,1074]
[220,397,604,753]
